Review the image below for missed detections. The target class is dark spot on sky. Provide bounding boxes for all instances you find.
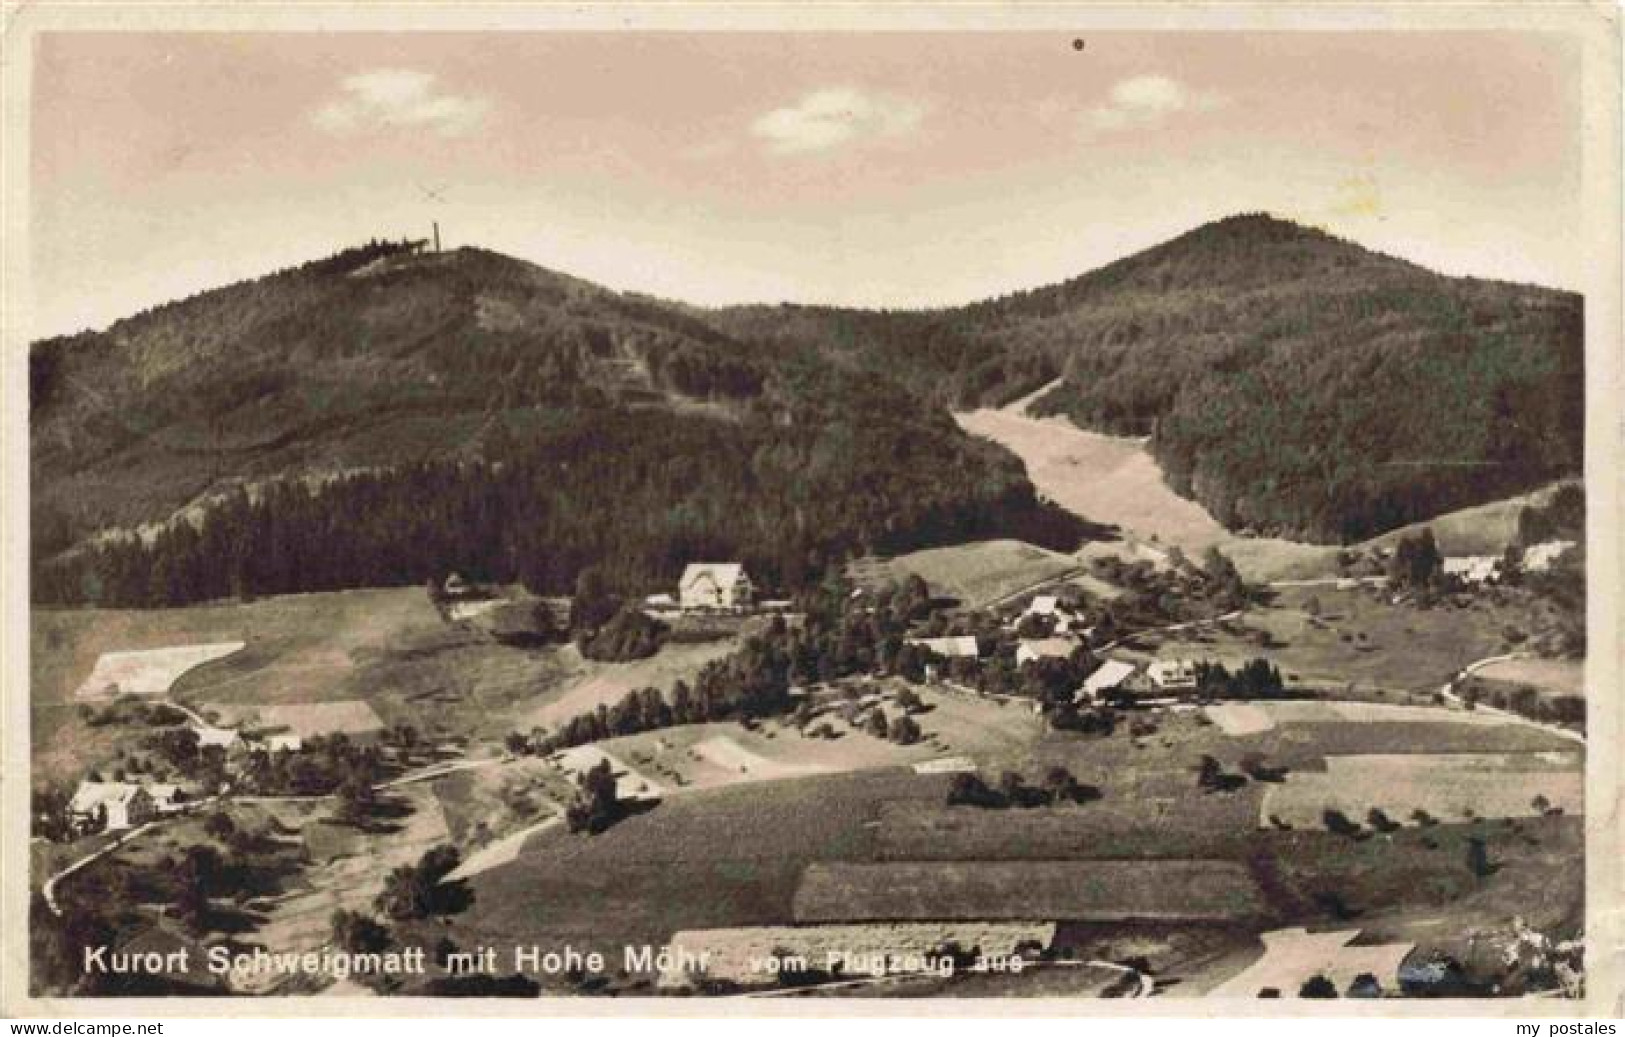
[1073,39,1085,51]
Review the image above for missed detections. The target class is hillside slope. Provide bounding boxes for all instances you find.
[713,214,1584,542]
[30,241,1082,606]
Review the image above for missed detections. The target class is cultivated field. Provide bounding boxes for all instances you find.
[522,638,742,732]
[1471,658,1585,698]
[443,698,1584,994]
[209,699,386,739]
[1204,700,1533,736]
[33,587,742,785]
[852,539,1079,608]
[586,682,1044,795]
[1128,584,1565,693]
[75,642,245,699]
[793,860,1266,923]
[1359,480,1579,557]
[1260,752,1583,829]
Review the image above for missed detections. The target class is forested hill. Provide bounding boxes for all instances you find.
[30,240,1082,607]
[711,213,1584,542]
[31,214,1584,606]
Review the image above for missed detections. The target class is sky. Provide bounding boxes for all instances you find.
[29,31,1583,339]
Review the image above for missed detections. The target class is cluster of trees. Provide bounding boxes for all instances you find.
[1193,658,1287,700]
[1082,546,1256,628]
[231,733,383,800]
[1387,528,1445,590]
[576,603,667,663]
[946,766,1100,809]
[375,845,470,920]
[512,577,946,756]
[565,759,624,834]
[36,393,1074,608]
[1458,678,1584,729]
[31,785,79,842]
[1517,483,1584,546]
[142,728,228,790]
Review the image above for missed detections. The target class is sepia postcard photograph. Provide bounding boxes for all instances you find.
[2,1,1620,1019]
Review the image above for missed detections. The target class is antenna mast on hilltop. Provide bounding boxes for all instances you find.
[417,183,449,252]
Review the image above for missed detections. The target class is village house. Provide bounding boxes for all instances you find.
[1147,659,1198,692]
[1443,556,1499,585]
[70,781,157,832]
[1522,539,1577,573]
[146,783,184,813]
[1076,659,1137,703]
[1018,594,1086,632]
[191,723,240,751]
[1025,595,1060,617]
[679,563,755,611]
[1016,637,1079,667]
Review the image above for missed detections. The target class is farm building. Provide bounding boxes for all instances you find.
[906,636,981,659]
[679,563,754,610]
[1147,659,1198,691]
[258,733,304,753]
[1523,539,1577,572]
[146,783,183,812]
[1077,659,1137,702]
[644,592,677,609]
[1016,637,1079,667]
[70,781,156,831]
[1443,555,1499,584]
[1025,595,1060,617]
[191,724,240,750]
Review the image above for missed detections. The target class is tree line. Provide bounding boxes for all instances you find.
[36,398,1085,607]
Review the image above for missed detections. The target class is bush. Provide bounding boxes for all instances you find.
[578,605,666,662]
[946,772,1004,809]
[888,714,922,745]
[1299,974,1338,998]
[1322,809,1362,837]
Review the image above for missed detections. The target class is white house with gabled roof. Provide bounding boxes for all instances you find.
[69,781,156,831]
[679,563,754,610]
[1147,659,1198,691]
[1077,659,1137,702]
[1016,636,1080,667]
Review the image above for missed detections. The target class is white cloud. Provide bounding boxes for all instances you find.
[313,69,490,138]
[751,87,925,155]
[1083,75,1226,134]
